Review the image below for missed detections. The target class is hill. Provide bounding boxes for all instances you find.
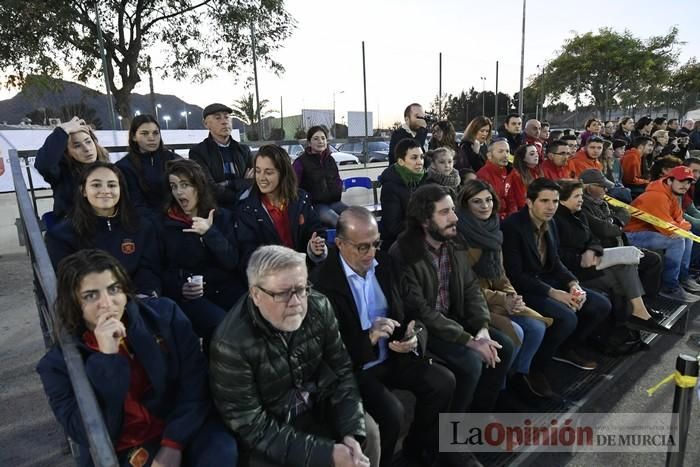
[0,78,243,131]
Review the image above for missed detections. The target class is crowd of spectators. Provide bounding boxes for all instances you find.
[31,101,700,467]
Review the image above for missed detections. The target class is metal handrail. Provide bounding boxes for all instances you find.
[9,149,118,466]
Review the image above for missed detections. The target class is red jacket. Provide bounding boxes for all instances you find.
[621,148,649,186]
[567,149,602,178]
[624,179,691,235]
[542,159,570,181]
[477,161,518,219]
[509,167,542,210]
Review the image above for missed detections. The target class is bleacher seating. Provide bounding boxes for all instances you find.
[343,176,382,217]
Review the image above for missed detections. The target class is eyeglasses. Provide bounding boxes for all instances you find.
[550,151,569,156]
[339,237,382,255]
[256,282,312,303]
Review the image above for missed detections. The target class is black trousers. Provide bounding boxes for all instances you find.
[356,357,455,467]
[638,248,663,299]
[428,328,514,413]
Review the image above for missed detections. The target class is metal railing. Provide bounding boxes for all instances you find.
[10,148,118,466]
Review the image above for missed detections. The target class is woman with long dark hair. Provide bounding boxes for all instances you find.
[46,161,161,297]
[237,145,326,273]
[116,114,180,219]
[162,159,244,345]
[35,117,110,220]
[292,125,347,227]
[456,179,552,403]
[508,144,542,210]
[36,249,237,467]
[428,120,458,152]
[456,116,492,174]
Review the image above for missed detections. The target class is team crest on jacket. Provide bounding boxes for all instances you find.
[299,214,305,225]
[121,239,136,254]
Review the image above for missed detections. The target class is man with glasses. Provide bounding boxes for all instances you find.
[315,206,457,467]
[542,140,572,180]
[210,245,379,467]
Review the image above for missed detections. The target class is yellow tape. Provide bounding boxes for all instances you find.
[603,195,700,243]
[646,370,698,396]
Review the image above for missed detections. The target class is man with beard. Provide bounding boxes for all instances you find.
[389,184,514,423]
[189,103,254,209]
[625,166,700,302]
[501,178,611,393]
[388,103,429,164]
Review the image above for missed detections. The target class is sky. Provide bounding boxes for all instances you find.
[2,0,699,128]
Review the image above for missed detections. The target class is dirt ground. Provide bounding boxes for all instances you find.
[0,252,72,466]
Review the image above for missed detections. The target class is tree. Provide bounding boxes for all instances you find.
[0,0,295,125]
[231,92,274,126]
[539,28,681,117]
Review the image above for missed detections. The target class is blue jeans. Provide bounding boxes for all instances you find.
[315,201,348,227]
[509,317,546,374]
[626,231,692,289]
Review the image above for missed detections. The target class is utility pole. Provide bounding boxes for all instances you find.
[518,0,526,116]
[250,21,262,140]
[438,52,443,119]
[494,61,499,129]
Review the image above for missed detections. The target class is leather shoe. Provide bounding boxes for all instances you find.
[647,308,665,322]
[626,316,671,335]
[526,371,555,398]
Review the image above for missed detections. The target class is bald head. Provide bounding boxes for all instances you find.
[336,206,380,276]
[337,206,377,239]
[524,119,541,139]
[684,119,695,131]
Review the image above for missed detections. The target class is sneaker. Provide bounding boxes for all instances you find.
[681,278,700,293]
[552,349,598,370]
[659,287,700,303]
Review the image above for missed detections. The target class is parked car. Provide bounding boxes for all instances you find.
[336,141,390,163]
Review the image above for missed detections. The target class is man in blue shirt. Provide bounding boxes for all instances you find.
[315,207,466,467]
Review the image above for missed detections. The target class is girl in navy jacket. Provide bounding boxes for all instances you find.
[36,249,237,467]
[46,161,162,297]
[34,116,110,221]
[116,114,180,221]
[161,159,245,345]
[236,145,327,275]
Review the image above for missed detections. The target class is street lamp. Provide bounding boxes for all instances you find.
[155,103,161,121]
[163,115,171,129]
[180,110,191,129]
[117,115,123,130]
[480,76,486,116]
[332,90,344,138]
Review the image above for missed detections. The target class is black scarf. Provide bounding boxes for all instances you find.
[457,209,503,279]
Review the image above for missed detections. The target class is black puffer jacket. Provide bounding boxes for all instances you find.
[210,291,366,467]
[553,204,604,281]
[378,164,425,251]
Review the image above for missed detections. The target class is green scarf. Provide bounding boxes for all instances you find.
[394,163,425,187]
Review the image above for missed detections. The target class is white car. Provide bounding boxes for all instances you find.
[282,143,360,166]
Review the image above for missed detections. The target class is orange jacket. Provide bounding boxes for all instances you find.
[567,149,602,178]
[542,159,570,181]
[620,148,649,186]
[476,161,518,220]
[624,179,691,235]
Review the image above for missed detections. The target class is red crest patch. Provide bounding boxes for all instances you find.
[121,239,136,255]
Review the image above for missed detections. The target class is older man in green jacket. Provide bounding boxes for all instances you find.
[210,245,378,467]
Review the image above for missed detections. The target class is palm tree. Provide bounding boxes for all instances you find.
[231,93,273,125]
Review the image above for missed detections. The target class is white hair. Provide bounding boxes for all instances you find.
[246,245,307,287]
